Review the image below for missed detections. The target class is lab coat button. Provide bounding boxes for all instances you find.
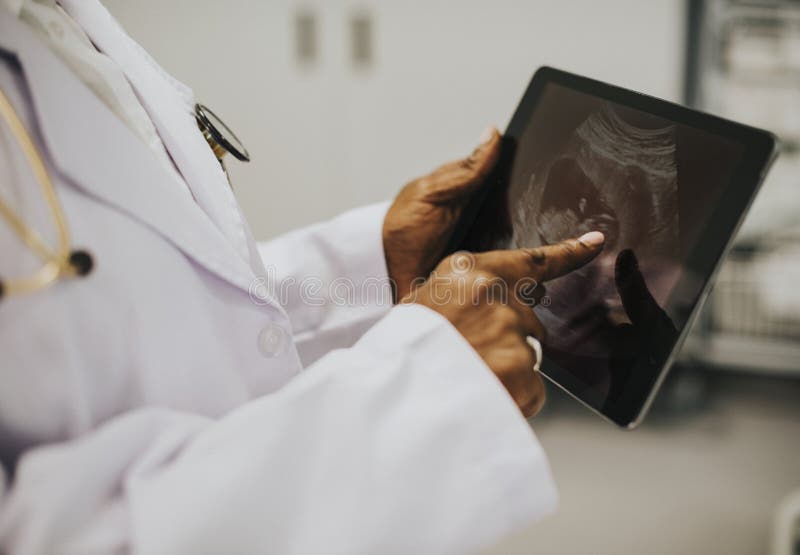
[258,323,288,357]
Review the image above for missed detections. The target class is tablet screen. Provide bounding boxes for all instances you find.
[459,81,746,415]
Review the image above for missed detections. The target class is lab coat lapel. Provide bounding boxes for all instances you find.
[0,14,258,295]
[58,0,253,266]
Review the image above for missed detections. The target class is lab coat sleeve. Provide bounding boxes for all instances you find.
[0,304,558,555]
[257,202,394,365]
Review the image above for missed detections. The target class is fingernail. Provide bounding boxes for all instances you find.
[578,231,605,248]
[480,126,495,145]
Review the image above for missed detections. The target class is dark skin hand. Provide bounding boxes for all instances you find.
[383,127,502,301]
[405,234,605,418]
[383,128,609,417]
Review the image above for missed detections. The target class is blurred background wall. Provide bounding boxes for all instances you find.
[102,0,683,239]
[103,1,800,554]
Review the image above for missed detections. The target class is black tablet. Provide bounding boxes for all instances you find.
[447,67,777,428]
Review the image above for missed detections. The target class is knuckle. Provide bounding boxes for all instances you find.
[416,176,438,197]
[467,269,496,286]
[495,305,519,328]
[559,239,580,258]
[460,154,478,172]
[472,274,507,306]
[485,315,507,342]
[471,251,491,270]
[483,312,517,347]
[524,247,547,270]
[437,254,459,274]
[448,251,476,274]
[407,176,427,196]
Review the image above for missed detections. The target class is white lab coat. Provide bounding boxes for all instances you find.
[0,5,557,554]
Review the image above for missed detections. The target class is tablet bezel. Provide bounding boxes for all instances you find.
[447,66,777,428]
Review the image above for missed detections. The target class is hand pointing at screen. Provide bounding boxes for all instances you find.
[405,232,606,418]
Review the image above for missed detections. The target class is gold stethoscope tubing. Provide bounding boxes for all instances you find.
[0,86,81,297]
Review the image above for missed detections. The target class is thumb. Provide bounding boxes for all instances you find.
[461,126,502,189]
[423,126,501,202]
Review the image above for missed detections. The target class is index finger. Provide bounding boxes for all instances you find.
[478,231,605,284]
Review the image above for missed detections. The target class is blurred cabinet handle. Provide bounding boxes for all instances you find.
[295,10,317,65]
[350,12,373,69]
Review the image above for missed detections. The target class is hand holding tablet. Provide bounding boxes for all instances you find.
[406,233,606,419]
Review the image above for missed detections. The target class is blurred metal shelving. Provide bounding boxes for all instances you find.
[682,239,800,375]
[681,0,800,375]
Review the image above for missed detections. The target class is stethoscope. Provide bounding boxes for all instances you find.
[0,90,249,301]
[195,103,250,164]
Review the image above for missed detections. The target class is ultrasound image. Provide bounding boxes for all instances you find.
[510,104,682,400]
[455,81,744,410]
[513,104,679,257]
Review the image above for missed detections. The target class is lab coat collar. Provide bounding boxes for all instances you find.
[58,0,254,267]
[0,12,260,296]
